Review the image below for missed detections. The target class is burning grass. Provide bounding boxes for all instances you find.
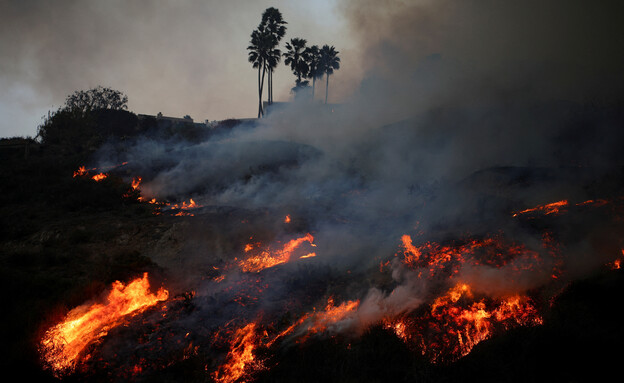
[5,126,624,382]
[40,273,168,376]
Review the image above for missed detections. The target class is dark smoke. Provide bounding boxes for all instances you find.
[84,0,624,367]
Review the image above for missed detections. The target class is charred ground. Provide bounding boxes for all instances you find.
[2,103,624,382]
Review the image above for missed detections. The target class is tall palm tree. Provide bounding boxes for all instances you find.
[260,8,287,105]
[284,38,309,90]
[304,45,322,99]
[265,46,281,105]
[248,27,272,118]
[320,45,340,104]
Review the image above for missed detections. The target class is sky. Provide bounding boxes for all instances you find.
[1,0,623,138]
[0,0,358,138]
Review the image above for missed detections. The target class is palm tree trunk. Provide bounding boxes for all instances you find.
[258,64,267,118]
[257,66,262,118]
[268,69,271,104]
[312,77,316,99]
[325,73,329,104]
[260,65,266,116]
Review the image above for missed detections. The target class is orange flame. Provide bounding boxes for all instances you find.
[306,297,360,334]
[40,273,168,375]
[239,233,315,272]
[400,234,421,266]
[417,282,542,362]
[608,249,624,269]
[284,215,291,223]
[91,173,108,182]
[73,166,88,177]
[212,322,265,383]
[512,200,568,217]
[131,176,142,190]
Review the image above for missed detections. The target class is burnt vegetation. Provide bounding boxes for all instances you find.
[2,83,624,383]
[0,87,247,381]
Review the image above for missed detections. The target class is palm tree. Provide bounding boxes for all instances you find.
[284,38,309,91]
[304,45,322,99]
[320,45,340,104]
[265,46,282,105]
[248,27,272,117]
[260,8,287,105]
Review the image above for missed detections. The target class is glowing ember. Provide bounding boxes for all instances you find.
[40,273,168,375]
[383,318,409,342]
[284,215,291,223]
[512,200,568,217]
[608,250,624,269]
[91,173,108,182]
[239,233,315,272]
[212,322,265,383]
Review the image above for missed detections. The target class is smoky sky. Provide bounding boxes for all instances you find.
[2,0,623,137]
[0,0,353,137]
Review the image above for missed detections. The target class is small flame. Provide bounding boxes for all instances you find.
[512,200,568,217]
[73,166,88,177]
[400,234,421,266]
[131,176,142,190]
[239,233,315,272]
[608,250,624,269]
[91,173,108,182]
[306,297,360,334]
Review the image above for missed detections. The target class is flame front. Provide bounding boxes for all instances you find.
[40,273,168,375]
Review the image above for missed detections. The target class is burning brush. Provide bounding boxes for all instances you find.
[37,195,624,382]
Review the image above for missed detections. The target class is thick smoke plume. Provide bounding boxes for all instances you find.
[89,0,624,347]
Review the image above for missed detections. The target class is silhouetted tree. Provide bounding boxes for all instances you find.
[36,87,134,151]
[284,38,310,91]
[248,27,273,117]
[304,45,322,99]
[259,8,287,105]
[320,45,340,104]
[63,86,128,114]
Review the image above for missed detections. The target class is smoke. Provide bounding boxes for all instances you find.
[83,0,624,355]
